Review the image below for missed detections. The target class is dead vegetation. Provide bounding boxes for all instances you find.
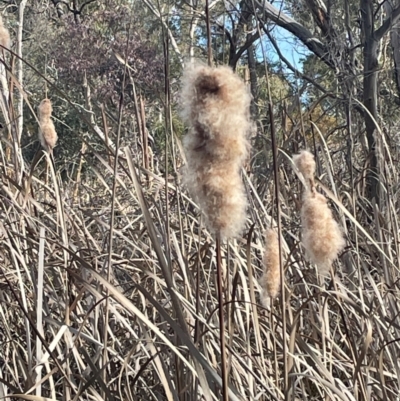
[0,10,400,401]
[0,86,399,400]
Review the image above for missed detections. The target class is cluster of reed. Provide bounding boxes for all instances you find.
[180,64,345,305]
[180,63,281,307]
[38,98,58,153]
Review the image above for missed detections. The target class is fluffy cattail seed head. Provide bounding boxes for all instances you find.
[180,63,251,239]
[39,120,58,151]
[38,98,57,151]
[293,150,316,189]
[38,99,53,121]
[260,228,281,305]
[301,191,345,275]
[0,16,10,50]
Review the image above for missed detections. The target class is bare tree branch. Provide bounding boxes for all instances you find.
[384,0,400,98]
[375,3,400,40]
[262,25,330,95]
[252,0,334,69]
[79,0,96,14]
[229,31,260,68]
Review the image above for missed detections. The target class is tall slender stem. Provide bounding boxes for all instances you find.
[205,0,212,67]
[268,100,288,397]
[216,235,228,401]
[102,34,127,397]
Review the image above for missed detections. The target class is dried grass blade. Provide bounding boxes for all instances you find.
[69,259,241,401]
[353,318,373,382]
[38,326,68,365]
[79,347,115,401]
[318,181,395,266]
[124,146,217,396]
[141,328,177,401]
[7,396,59,401]
[246,225,265,366]
[287,373,356,401]
[311,121,337,197]
[35,228,45,398]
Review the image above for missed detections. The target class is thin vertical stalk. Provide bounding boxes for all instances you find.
[140,96,149,170]
[161,0,171,267]
[216,234,228,401]
[205,0,212,66]
[193,218,205,399]
[36,227,45,398]
[253,6,288,393]
[160,3,181,395]
[102,37,127,396]
[193,245,201,398]
[268,101,287,397]
[101,104,111,166]
[346,98,360,277]
[16,0,27,181]
[73,141,86,202]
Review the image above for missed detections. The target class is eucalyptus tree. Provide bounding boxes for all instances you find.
[251,0,400,203]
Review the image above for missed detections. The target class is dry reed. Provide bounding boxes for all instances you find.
[38,98,57,151]
[180,63,251,239]
[259,228,280,304]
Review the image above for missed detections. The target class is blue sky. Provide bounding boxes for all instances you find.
[269,27,306,68]
[259,1,310,72]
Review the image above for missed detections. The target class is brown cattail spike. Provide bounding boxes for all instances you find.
[260,228,281,305]
[38,99,57,152]
[180,63,251,240]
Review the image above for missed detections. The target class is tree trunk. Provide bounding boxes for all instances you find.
[361,0,379,202]
[384,0,400,100]
[247,44,258,117]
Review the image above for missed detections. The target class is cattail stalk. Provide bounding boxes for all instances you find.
[0,15,10,165]
[181,63,251,401]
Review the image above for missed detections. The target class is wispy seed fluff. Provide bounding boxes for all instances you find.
[259,228,281,305]
[294,150,345,275]
[293,150,316,189]
[180,64,251,239]
[0,15,10,50]
[38,99,58,151]
[301,192,345,274]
